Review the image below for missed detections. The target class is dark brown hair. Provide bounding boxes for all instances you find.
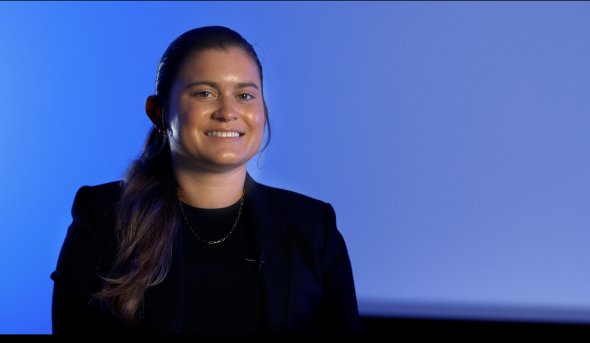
[95,26,270,324]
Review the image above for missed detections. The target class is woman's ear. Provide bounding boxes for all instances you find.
[145,95,164,129]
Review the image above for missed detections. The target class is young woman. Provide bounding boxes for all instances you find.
[51,26,361,335]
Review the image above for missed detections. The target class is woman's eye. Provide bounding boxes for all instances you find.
[238,93,254,100]
[194,91,213,98]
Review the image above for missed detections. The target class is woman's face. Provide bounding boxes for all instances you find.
[167,47,265,173]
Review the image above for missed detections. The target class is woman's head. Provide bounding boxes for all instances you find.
[146,26,270,172]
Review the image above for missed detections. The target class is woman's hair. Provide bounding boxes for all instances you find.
[95,26,270,324]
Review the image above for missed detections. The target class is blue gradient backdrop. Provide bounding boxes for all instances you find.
[1,2,590,333]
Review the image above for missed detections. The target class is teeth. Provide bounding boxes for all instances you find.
[207,131,241,137]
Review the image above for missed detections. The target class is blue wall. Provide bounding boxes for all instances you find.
[1,2,590,333]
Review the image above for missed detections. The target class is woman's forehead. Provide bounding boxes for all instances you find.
[178,48,260,83]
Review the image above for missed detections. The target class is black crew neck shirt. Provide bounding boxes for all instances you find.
[180,198,262,334]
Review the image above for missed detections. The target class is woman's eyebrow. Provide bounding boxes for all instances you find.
[185,81,259,90]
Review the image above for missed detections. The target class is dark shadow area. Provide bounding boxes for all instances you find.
[361,316,590,337]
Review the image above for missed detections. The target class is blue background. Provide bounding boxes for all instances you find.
[1,2,590,333]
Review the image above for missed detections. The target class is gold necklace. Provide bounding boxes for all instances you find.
[177,190,245,245]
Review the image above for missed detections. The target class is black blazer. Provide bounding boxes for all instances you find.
[51,174,362,334]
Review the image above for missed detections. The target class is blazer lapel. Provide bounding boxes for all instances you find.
[245,174,293,334]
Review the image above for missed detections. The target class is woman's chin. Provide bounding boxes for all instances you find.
[205,157,248,171]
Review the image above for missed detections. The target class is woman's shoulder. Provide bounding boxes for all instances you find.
[72,180,123,209]
[254,181,328,209]
[75,180,123,199]
[68,180,123,237]
[251,180,344,257]
[251,180,335,225]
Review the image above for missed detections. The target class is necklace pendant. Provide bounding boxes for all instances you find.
[177,189,245,245]
[208,238,224,245]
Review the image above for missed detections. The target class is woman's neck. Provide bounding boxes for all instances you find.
[174,167,247,209]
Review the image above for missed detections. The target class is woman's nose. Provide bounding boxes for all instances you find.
[211,95,238,121]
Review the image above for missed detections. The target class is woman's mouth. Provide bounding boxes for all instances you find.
[205,131,244,138]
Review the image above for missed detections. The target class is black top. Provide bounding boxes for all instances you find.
[180,199,262,334]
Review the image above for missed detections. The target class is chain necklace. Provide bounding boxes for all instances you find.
[177,189,245,245]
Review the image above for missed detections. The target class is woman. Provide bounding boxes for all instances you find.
[51,26,361,334]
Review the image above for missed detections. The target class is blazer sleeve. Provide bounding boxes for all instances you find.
[51,186,115,333]
[317,203,363,335]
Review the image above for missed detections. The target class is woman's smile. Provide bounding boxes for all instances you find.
[204,129,245,138]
